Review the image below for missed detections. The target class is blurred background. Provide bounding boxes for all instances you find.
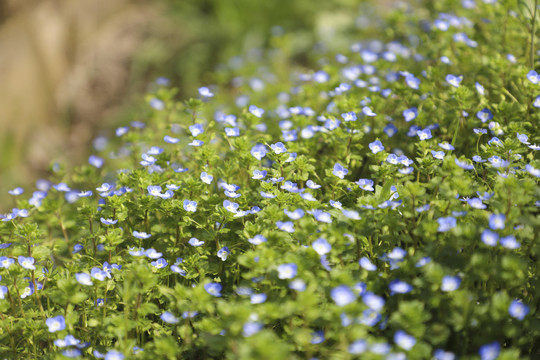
[0,0,389,209]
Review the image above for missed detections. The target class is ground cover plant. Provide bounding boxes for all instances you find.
[1,0,540,359]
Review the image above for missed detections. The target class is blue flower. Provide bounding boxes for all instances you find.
[342,209,361,220]
[431,150,445,160]
[362,292,385,312]
[250,144,268,160]
[54,334,81,348]
[284,208,304,220]
[189,124,204,137]
[479,342,500,360]
[198,86,214,97]
[151,258,168,268]
[276,221,295,233]
[133,231,151,239]
[312,238,331,255]
[405,74,420,89]
[476,108,493,123]
[394,330,416,350]
[369,140,384,154]
[18,256,36,270]
[359,257,377,271]
[160,311,179,324]
[217,246,230,261]
[204,282,222,297]
[0,285,8,299]
[188,237,204,247]
[527,70,540,84]
[329,200,342,209]
[0,256,15,269]
[100,218,117,225]
[252,170,267,179]
[487,137,503,147]
[306,180,321,189]
[200,171,213,184]
[105,350,124,360]
[331,285,356,306]
[333,163,349,179]
[312,210,332,223]
[149,98,164,110]
[403,107,418,122]
[8,187,24,195]
[437,217,456,232]
[362,106,376,117]
[238,234,259,248]
[243,321,263,337]
[289,279,306,291]
[389,280,413,295]
[341,112,357,121]
[454,158,474,170]
[348,340,368,355]
[183,200,197,212]
[76,273,93,286]
[441,276,461,292]
[277,263,297,279]
[481,229,498,246]
[417,128,432,140]
[90,268,107,281]
[508,300,530,320]
[434,349,456,360]
[46,315,66,333]
[270,142,287,154]
[260,191,276,199]
[310,330,325,344]
[188,139,204,146]
[250,293,267,304]
[249,105,264,118]
[488,213,505,230]
[164,135,179,144]
[88,155,103,168]
[446,74,463,87]
[516,133,530,144]
[467,198,486,209]
[225,127,240,136]
[223,200,239,213]
[500,235,520,249]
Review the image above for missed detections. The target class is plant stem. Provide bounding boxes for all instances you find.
[531,0,539,68]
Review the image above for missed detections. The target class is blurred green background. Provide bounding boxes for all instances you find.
[0,0,382,210]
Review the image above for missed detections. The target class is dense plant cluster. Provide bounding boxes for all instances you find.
[1,0,540,359]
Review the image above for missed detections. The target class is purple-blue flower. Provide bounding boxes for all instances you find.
[277,263,297,279]
[369,140,384,154]
[183,200,197,212]
[437,217,456,232]
[403,107,417,122]
[488,213,505,230]
[333,163,348,179]
[18,256,36,270]
[204,282,222,297]
[331,285,356,306]
[46,315,66,333]
[508,300,530,320]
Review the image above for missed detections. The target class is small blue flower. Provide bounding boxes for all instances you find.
[249,105,264,118]
[306,180,321,189]
[8,187,24,195]
[289,279,306,291]
[417,128,432,140]
[250,293,267,304]
[439,142,454,151]
[488,213,505,230]
[198,86,214,97]
[252,170,267,179]
[243,322,263,337]
[151,258,168,268]
[76,273,93,286]
[441,276,461,292]
[341,112,357,121]
[431,150,445,160]
[362,292,385,312]
[389,280,413,295]
[161,311,179,324]
[188,237,204,247]
[479,341,500,360]
[247,234,267,246]
[362,106,376,117]
[312,238,331,256]
[500,235,520,249]
[437,217,456,232]
[189,124,204,137]
[18,256,36,270]
[455,158,474,170]
[217,246,230,261]
[183,200,197,212]
[487,137,503,147]
[359,257,377,271]
[527,70,540,84]
[164,135,179,144]
[369,140,384,154]
[88,155,104,168]
[276,221,295,233]
[270,142,287,154]
[394,330,416,350]
[250,143,268,160]
[54,334,81,348]
[204,282,222,297]
[188,139,204,146]
[133,231,151,239]
[446,74,463,88]
[333,163,349,179]
[467,198,486,209]
[331,285,356,306]
[348,340,368,355]
[46,315,66,333]
[476,108,493,123]
[100,218,117,225]
[310,330,325,344]
[223,200,239,213]
[405,74,420,89]
[149,98,164,110]
[284,208,304,220]
[481,229,498,246]
[0,256,15,269]
[277,263,297,279]
[508,300,530,320]
[403,107,418,122]
[200,171,213,184]
[225,127,240,136]
[105,350,124,360]
[516,133,530,144]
